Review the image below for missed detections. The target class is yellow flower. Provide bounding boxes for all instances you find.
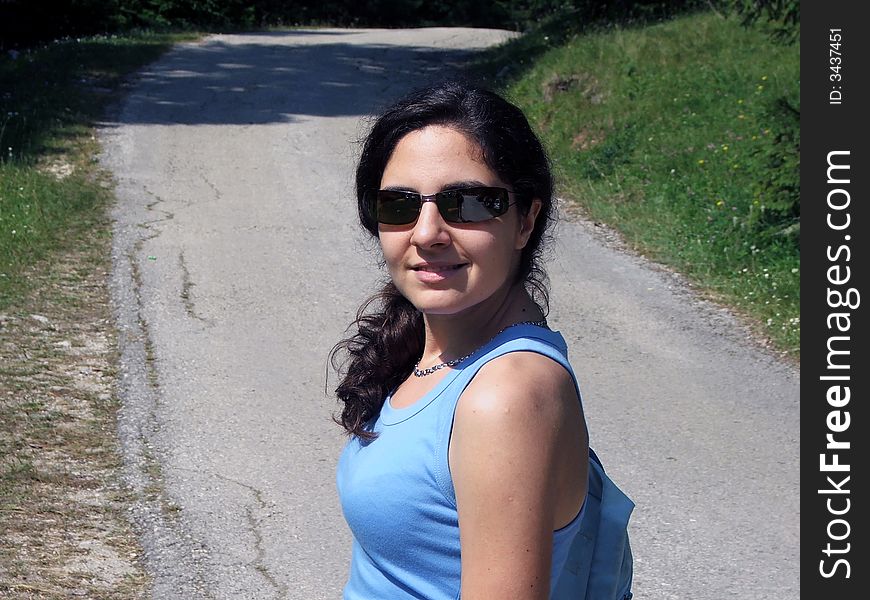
[698,159,705,165]
[716,200,724,206]
[762,75,768,81]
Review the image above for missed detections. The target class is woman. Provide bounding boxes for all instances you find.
[332,81,589,600]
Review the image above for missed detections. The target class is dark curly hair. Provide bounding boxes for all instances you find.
[330,80,555,439]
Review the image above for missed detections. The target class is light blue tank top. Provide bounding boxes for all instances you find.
[336,324,586,600]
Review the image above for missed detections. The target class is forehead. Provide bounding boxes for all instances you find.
[381,125,498,189]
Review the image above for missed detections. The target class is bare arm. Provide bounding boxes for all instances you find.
[449,352,588,600]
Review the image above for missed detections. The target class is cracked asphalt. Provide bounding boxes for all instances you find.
[99,28,800,600]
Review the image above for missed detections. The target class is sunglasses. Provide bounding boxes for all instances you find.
[372,186,515,225]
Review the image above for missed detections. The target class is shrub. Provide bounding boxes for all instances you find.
[746,92,800,241]
[725,0,799,45]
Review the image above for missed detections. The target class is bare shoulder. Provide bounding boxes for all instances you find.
[456,351,581,429]
[449,350,588,536]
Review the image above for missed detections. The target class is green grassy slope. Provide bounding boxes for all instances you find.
[476,11,800,358]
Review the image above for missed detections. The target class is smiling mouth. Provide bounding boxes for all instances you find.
[411,264,467,272]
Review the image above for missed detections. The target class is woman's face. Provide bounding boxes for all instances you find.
[378,125,538,316]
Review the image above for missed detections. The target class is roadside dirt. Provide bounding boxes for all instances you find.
[0,220,149,598]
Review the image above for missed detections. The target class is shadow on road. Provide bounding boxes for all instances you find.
[109,30,488,125]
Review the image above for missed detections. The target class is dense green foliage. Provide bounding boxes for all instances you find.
[727,0,799,44]
[3,0,796,49]
[3,0,706,49]
[725,0,800,234]
[473,10,799,356]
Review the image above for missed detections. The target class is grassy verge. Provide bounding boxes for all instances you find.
[1,31,195,597]
[0,221,150,598]
[473,10,800,360]
[0,32,195,306]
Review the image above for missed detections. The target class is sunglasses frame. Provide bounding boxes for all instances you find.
[371,186,516,225]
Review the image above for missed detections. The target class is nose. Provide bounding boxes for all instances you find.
[409,199,451,249]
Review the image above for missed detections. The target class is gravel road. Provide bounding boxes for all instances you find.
[100,28,800,600]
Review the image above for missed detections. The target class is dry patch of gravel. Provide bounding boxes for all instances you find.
[0,223,149,598]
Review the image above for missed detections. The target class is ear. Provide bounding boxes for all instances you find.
[515,198,543,250]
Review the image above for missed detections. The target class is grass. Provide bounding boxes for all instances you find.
[473,10,800,360]
[1,30,196,598]
[0,31,196,309]
[0,219,152,598]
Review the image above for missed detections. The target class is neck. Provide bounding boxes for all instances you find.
[417,281,544,369]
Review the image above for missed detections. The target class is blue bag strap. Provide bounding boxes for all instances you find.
[552,450,635,600]
[590,447,603,469]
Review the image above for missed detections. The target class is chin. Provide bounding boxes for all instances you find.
[418,306,467,316]
[408,292,489,317]
[402,293,463,315]
[411,301,468,316]
[399,279,508,317]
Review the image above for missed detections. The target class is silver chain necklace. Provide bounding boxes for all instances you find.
[413,319,548,377]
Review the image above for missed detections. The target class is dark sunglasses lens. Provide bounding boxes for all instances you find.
[452,188,510,222]
[376,191,420,225]
[434,190,463,222]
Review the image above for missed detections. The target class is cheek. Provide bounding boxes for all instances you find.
[378,232,406,272]
[471,236,518,276]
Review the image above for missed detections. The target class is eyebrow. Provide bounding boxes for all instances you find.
[380,180,490,193]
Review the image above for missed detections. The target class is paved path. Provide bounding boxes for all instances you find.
[100,28,800,600]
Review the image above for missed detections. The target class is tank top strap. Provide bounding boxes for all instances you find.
[432,324,582,505]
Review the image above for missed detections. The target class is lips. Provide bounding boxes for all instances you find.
[410,262,467,283]
[411,263,467,272]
